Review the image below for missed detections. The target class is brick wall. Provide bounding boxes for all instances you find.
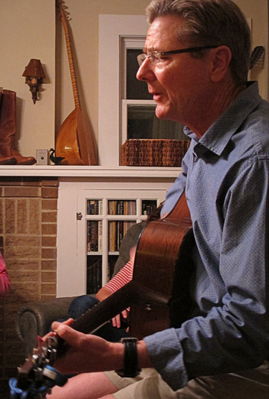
[0,177,59,397]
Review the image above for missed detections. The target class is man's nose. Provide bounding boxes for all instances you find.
[136,58,154,82]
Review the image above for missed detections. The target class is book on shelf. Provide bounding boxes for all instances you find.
[123,220,136,236]
[120,139,190,167]
[98,221,103,252]
[127,200,136,215]
[109,220,136,252]
[108,200,117,215]
[142,200,157,215]
[108,200,136,215]
[87,199,102,215]
[117,200,124,215]
[87,220,102,252]
[109,221,117,252]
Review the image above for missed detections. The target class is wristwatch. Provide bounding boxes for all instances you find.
[116,337,141,378]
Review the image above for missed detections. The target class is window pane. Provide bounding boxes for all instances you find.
[127,49,151,100]
[127,105,185,140]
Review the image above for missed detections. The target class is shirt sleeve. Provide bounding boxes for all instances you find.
[145,158,269,390]
[104,259,134,294]
[0,252,10,295]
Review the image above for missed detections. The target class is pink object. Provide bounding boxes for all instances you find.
[0,251,10,294]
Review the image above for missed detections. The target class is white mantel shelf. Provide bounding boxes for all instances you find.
[0,165,180,179]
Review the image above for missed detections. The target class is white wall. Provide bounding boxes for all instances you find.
[235,0,269,99]
[0,0,268,159]
[0,0,55,157]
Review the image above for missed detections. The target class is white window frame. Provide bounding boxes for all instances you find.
[98,15,148,167]
[120,37,156,143]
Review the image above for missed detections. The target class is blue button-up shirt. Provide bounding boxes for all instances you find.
[144,82,269,390]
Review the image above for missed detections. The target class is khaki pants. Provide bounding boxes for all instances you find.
[105,361,269,399]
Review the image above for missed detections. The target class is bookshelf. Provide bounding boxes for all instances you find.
[86,197,158,293]
[56,176,178,297]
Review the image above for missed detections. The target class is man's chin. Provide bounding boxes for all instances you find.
[155,106,169,120]
[155,110,171,121]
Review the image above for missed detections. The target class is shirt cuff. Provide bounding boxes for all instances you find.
[144,328,188,390]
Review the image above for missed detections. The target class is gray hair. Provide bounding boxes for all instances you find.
[146,0,251,85]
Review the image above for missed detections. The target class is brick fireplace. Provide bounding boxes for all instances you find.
[0,177,59,396]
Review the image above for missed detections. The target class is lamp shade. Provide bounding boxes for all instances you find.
[22,59,45,78]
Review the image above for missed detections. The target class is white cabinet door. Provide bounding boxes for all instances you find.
[57,179,173,297]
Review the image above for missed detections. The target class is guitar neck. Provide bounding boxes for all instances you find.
[55,282,135,357]
[72,282,135,334]
[55,279,170,357]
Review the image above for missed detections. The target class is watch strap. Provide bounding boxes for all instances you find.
[116,337,141,378]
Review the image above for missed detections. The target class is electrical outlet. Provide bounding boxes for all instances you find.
[36,149,48,165]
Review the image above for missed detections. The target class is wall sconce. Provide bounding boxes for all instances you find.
[22,59,45,104]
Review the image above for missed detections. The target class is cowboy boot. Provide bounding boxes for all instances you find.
[0,90,36,165]
[0,156,17,165]
[0,91,17,164]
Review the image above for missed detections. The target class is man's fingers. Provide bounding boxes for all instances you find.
[51,321,83,348]
[51,318,73,333]
[51,321,61,331]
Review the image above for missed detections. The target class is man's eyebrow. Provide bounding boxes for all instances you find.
[142,47,158,53]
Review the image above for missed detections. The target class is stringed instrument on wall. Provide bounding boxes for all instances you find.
[56,1,98,165]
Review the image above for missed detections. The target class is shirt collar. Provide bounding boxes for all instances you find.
[184,82,262,157]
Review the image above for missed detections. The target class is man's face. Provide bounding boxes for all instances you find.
[136,15,213,128]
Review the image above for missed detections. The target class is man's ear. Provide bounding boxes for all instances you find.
[210,45,232,82]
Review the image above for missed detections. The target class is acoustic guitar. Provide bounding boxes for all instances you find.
[56,1,98,165]
[64,193,194,342]
[15,193,194,395]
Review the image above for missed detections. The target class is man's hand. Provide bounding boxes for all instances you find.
[51,321,124,374]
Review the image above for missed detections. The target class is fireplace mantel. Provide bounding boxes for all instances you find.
[0,165,180,179]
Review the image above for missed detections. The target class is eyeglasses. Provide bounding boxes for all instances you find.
[137,45,220,66]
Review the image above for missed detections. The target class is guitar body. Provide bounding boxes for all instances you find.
[129,194,194,338]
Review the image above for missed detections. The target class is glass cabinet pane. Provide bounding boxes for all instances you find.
[142,200,157,215]
[87,199,102,215]
[87,220,102,252]
[109,220,136,252]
